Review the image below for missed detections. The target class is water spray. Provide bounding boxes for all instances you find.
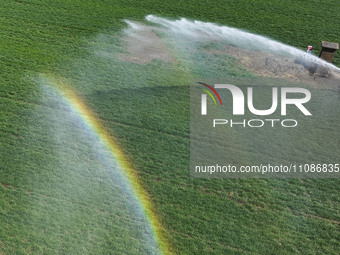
[145,15,340,72]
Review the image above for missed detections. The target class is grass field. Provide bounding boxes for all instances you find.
[0,0,339,254]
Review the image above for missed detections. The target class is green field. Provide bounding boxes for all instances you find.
[0,1,339,254]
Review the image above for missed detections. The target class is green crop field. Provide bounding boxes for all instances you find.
[0,1,339,254]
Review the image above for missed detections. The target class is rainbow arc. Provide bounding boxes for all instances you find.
[44,74,173,255]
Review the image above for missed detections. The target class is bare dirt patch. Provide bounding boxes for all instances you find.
[208,46,340,89]
[120,25,175,64]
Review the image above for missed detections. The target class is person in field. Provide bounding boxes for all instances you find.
[307,45,313,53]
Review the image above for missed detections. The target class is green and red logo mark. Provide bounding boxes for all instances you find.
[198,82,223,107]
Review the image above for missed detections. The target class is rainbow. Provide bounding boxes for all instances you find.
[44,75,173,255]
